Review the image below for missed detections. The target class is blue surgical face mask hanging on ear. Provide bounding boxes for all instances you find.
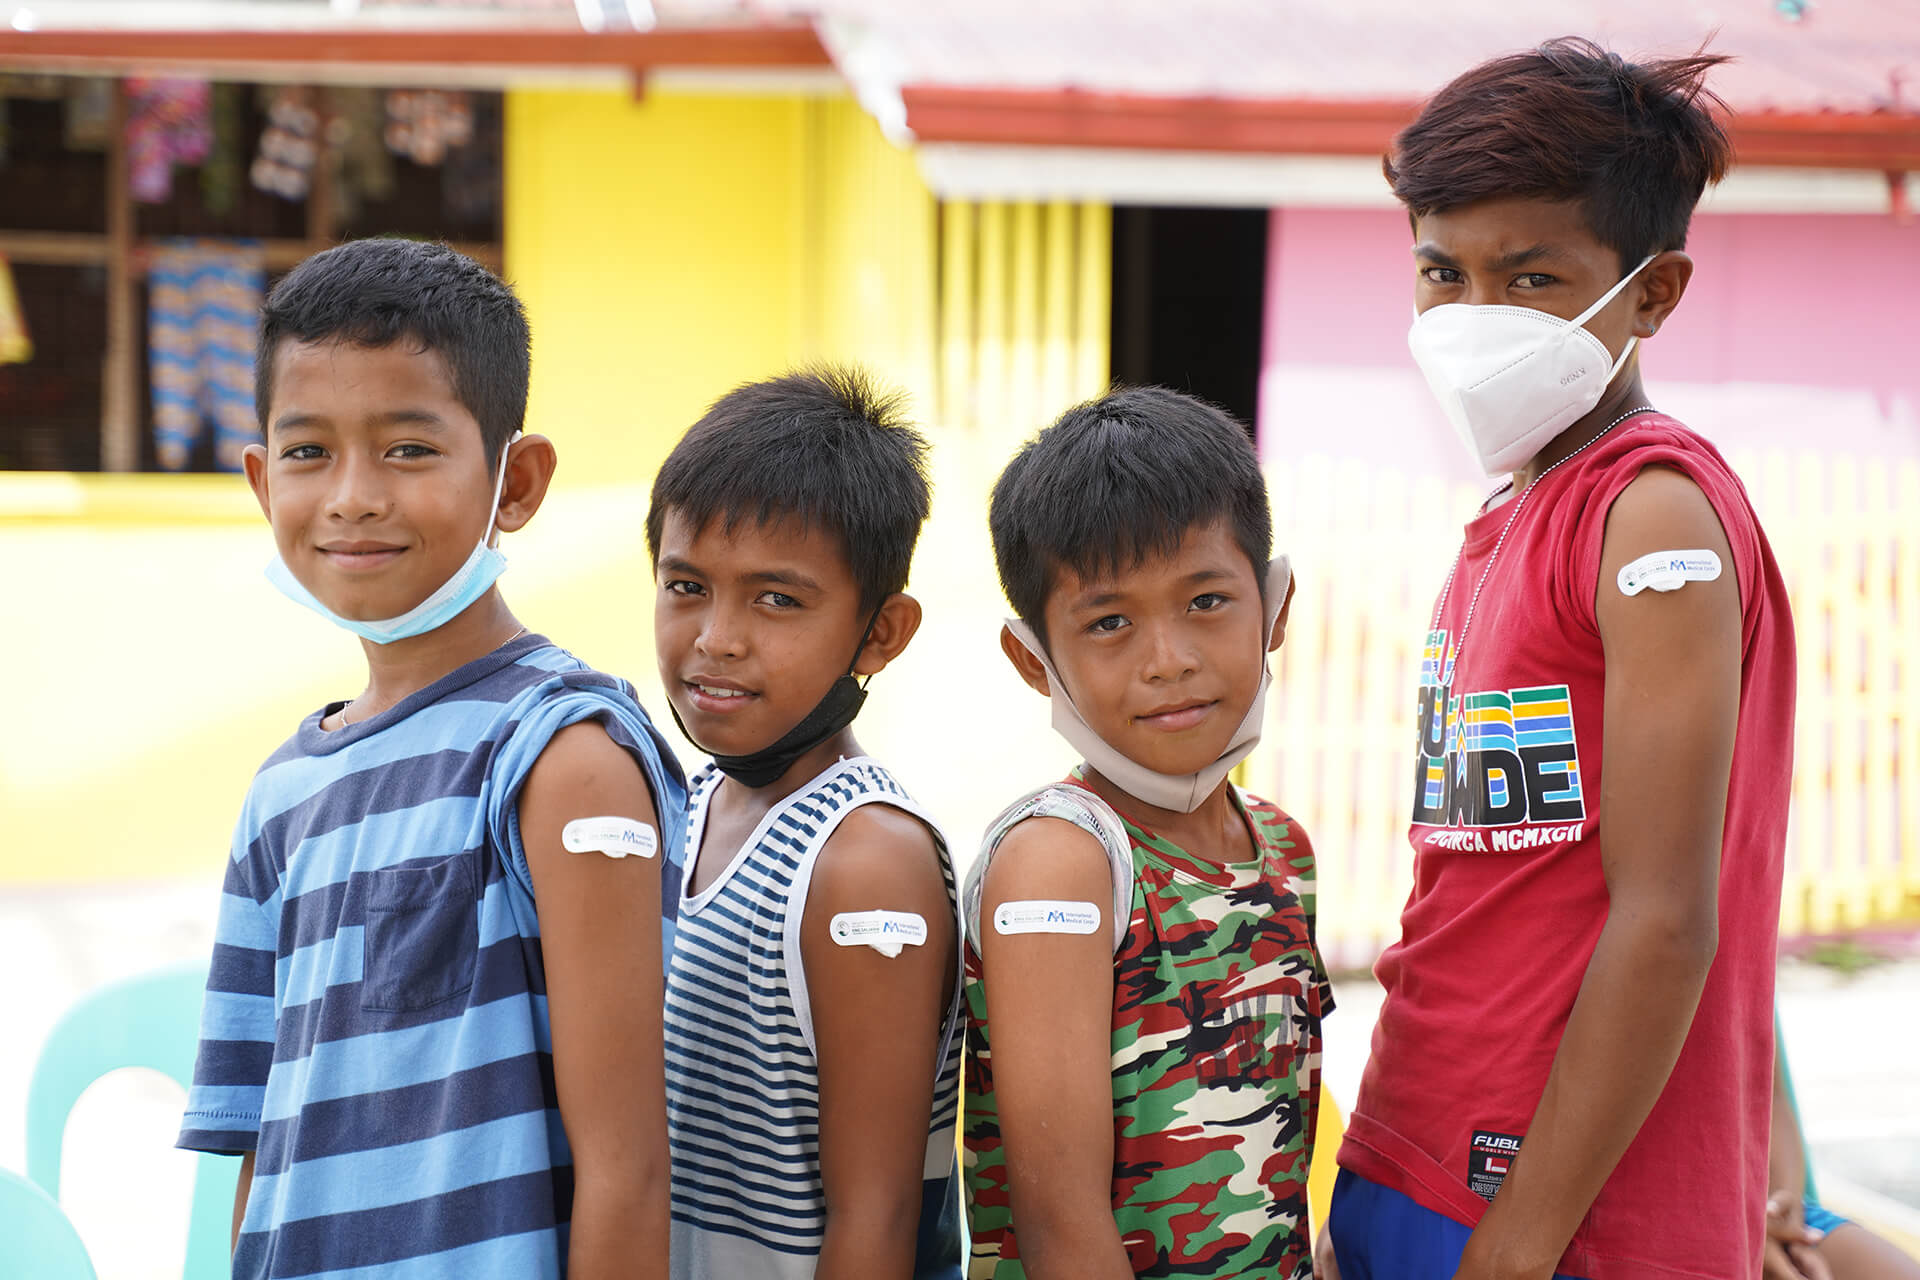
[265,431,521,645]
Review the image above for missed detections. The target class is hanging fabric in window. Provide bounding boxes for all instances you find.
[125,77,212,203]
[148,239,264,471]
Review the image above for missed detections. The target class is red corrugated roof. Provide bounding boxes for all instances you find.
[757,0,1919,168]
[792,0,1917,116]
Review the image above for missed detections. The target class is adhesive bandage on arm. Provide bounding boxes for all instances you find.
[561,816,659,859]
[1617,549,1723,596]
[992,900,1102,936]
[829,910,928,958]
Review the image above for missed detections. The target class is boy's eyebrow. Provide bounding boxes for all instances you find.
[653,559,821,593]
[269,409,452,435]
[1488,243,1568,270]
[657,555,704,578]
[372,409,452,433]
[743,568,823,593]
[270,412,324,435]
[1414,242,1569,271]
[1069,568,1237,611]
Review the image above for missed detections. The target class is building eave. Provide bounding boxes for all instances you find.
[0,19,831,78]
[901,85,1920,173]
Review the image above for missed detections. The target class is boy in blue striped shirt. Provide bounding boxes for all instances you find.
[178,239,687,1280]
[649,369,963,1280]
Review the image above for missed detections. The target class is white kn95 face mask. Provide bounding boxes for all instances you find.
[1408,255,1654,476]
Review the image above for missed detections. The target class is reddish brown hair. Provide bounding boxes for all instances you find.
[1385,37,1734,270]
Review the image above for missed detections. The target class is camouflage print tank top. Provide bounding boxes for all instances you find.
[960,777,1331,1279]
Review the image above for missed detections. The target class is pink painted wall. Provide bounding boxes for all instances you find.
[1256,207,1920,473]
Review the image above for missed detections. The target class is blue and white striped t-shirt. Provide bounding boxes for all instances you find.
[664,756,964,1280]
[178,634,687,1280]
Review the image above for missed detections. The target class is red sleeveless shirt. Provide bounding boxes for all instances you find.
[1339,413,1796,1279]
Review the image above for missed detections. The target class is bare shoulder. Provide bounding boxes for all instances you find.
[810,803,945,906]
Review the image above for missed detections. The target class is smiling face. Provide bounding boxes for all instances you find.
[1030,520,1272,778]
[653,510,877,758]
[1412,196,1645,360]
[243,338,500,622]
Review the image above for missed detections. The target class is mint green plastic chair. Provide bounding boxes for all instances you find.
[0,1166,98,1279]
[26,960,240,1280]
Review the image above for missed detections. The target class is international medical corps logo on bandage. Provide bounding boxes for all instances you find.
[1411,629,1588,851]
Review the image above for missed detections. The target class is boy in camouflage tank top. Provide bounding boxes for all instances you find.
[963,387,1331,1279]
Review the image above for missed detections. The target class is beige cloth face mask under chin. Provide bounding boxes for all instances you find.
[1005,556,1291,814]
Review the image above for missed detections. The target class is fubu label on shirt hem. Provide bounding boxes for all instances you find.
[1469,1129,1524,1201]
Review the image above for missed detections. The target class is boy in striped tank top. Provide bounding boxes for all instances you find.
[964,387,1332,1279]
[178,239,688,1279]
[649,369,964,1280]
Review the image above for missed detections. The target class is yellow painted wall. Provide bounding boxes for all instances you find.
[0,90,959,887]
[795,96,938,403]
[503,89,943,482]
[504,88,809,488]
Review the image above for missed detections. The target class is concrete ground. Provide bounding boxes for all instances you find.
[3,881,1916,1279]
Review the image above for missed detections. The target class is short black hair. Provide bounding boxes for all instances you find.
[257,239,530,466]
[1386,37,1734,272]
[990,386,1272,645]
[646,366,932,610]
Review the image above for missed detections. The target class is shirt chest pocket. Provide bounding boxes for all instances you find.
[1177,892,1320,1092]
[1190,977,1311,1091]
[361,856,478,1013]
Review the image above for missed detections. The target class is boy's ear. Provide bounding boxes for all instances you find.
[1634,250,1693,340]
[242,443,272,521]
[494,433,557,536]
[853,592,924,676]
[999,623,1052,698]
[1268,574,1296,653]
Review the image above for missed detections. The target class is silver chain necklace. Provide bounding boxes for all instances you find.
[1428,407,1655,674]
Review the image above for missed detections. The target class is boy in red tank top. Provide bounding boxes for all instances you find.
[1323,38,1798,1280]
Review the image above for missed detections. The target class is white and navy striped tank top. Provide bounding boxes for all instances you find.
[664,755,964,1280]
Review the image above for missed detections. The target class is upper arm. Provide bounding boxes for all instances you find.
[802,805,957,1228]
[973,817,1120,1214]
[1593,466,1742,924]
[519,720,666,1180]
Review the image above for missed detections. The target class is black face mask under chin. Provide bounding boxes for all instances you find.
[672,611,879,790]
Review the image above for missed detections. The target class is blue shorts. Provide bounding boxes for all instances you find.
[1329,1169,1590,1280]
[1804,1201,1849,1235]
